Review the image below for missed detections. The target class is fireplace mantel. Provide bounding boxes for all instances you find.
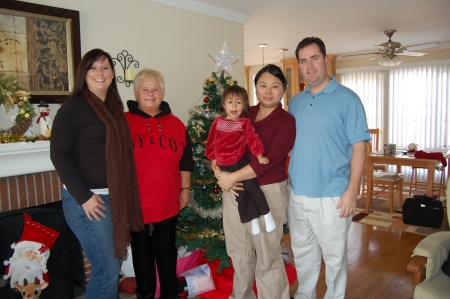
[0,141,54,178]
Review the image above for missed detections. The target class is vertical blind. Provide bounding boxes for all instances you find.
[341,65,449,148]
[389,65,449,149]
[341,64,450,182]
[340,71,384,130]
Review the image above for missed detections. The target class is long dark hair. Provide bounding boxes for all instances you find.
[218,85,250,118]
[254,64,287,91]
[70,48,122,106]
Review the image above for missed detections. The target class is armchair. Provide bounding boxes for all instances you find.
[407,231,450,299]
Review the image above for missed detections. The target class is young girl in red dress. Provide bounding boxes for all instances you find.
[206,85,275,235]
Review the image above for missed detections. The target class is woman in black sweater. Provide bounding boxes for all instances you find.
[50,49,143,299]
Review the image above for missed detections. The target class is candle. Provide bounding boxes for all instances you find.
[125,69,135,81]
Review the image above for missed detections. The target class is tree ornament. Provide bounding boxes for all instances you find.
[203,96,210,103]
[202,185,207,190]
[209,42,240,76]
[18,109,25,115]
[195,144,204,154]
[199,164,205,175]
[204,107,210,114]
[205,77,215,85]
[213,186,220,194]
[18,101,24,107]
[194,124,206,137]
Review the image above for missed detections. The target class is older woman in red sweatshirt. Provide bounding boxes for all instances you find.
[125,68,194,299]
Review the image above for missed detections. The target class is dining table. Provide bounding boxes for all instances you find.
[365,148,450,212]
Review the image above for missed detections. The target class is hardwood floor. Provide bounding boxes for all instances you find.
[113,222,426,299]
[315,222,426,299]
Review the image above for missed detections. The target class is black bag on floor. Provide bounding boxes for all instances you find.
[402,196,444,228]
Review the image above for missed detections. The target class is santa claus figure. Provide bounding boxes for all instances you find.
[3,213,59,289]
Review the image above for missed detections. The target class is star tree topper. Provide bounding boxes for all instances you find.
[209,43,240,76]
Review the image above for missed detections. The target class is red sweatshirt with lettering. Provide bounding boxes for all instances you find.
[125,100,194,223]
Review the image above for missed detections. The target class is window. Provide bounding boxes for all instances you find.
[389,65,449,149]
[340,62,450,182]
[341,64,450,149]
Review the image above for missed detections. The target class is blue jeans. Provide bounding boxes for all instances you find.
[62,189,119,299]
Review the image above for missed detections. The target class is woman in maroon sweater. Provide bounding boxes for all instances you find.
[216,64,296,299]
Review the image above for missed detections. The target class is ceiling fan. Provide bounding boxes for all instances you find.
[343,30,440,67]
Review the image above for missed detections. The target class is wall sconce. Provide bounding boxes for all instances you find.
[112,50,140,87]
[259,44,267,67]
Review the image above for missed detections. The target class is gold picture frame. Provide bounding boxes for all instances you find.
[0,1,81,103]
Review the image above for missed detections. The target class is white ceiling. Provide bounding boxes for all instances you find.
[153,0,450,66]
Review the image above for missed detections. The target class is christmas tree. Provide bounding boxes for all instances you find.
[176,43,239,271]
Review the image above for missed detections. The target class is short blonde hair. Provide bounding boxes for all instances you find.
[133,68,165,93]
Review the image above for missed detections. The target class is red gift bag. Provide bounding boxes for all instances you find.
[155,248,201,298]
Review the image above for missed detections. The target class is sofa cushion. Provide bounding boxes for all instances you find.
[414,272,450,299]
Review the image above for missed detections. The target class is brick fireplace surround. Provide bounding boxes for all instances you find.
[0,171,91,281]
[0,171,62,213]
[0,142,90,296]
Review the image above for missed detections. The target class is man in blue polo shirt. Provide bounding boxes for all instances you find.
[287,37,370,299]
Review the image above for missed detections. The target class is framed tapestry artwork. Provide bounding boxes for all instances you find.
[0,1,81,103]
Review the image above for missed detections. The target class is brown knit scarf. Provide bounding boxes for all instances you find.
[82,88,144,258]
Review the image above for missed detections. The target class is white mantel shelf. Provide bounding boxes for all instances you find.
[0,141,54,178]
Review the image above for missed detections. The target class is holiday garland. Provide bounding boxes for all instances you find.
[0,73,45,143]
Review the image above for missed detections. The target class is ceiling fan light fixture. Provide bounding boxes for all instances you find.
[377,56,402,67]
[391,56,402,66]
[377,57,390,67]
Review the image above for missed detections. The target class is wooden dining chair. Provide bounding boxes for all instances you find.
[369,129,381,151]
[360,130,386,197]
[369,128,387,172]
[361,141,405,213]
[408,164,446,197]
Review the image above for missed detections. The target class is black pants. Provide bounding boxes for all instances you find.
[219,155,270,223]
[130,214,178,299]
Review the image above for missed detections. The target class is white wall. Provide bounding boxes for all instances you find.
[0,0,244,132]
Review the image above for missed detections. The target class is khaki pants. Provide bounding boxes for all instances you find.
[288,189,352,299]
[222,181,290,299]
